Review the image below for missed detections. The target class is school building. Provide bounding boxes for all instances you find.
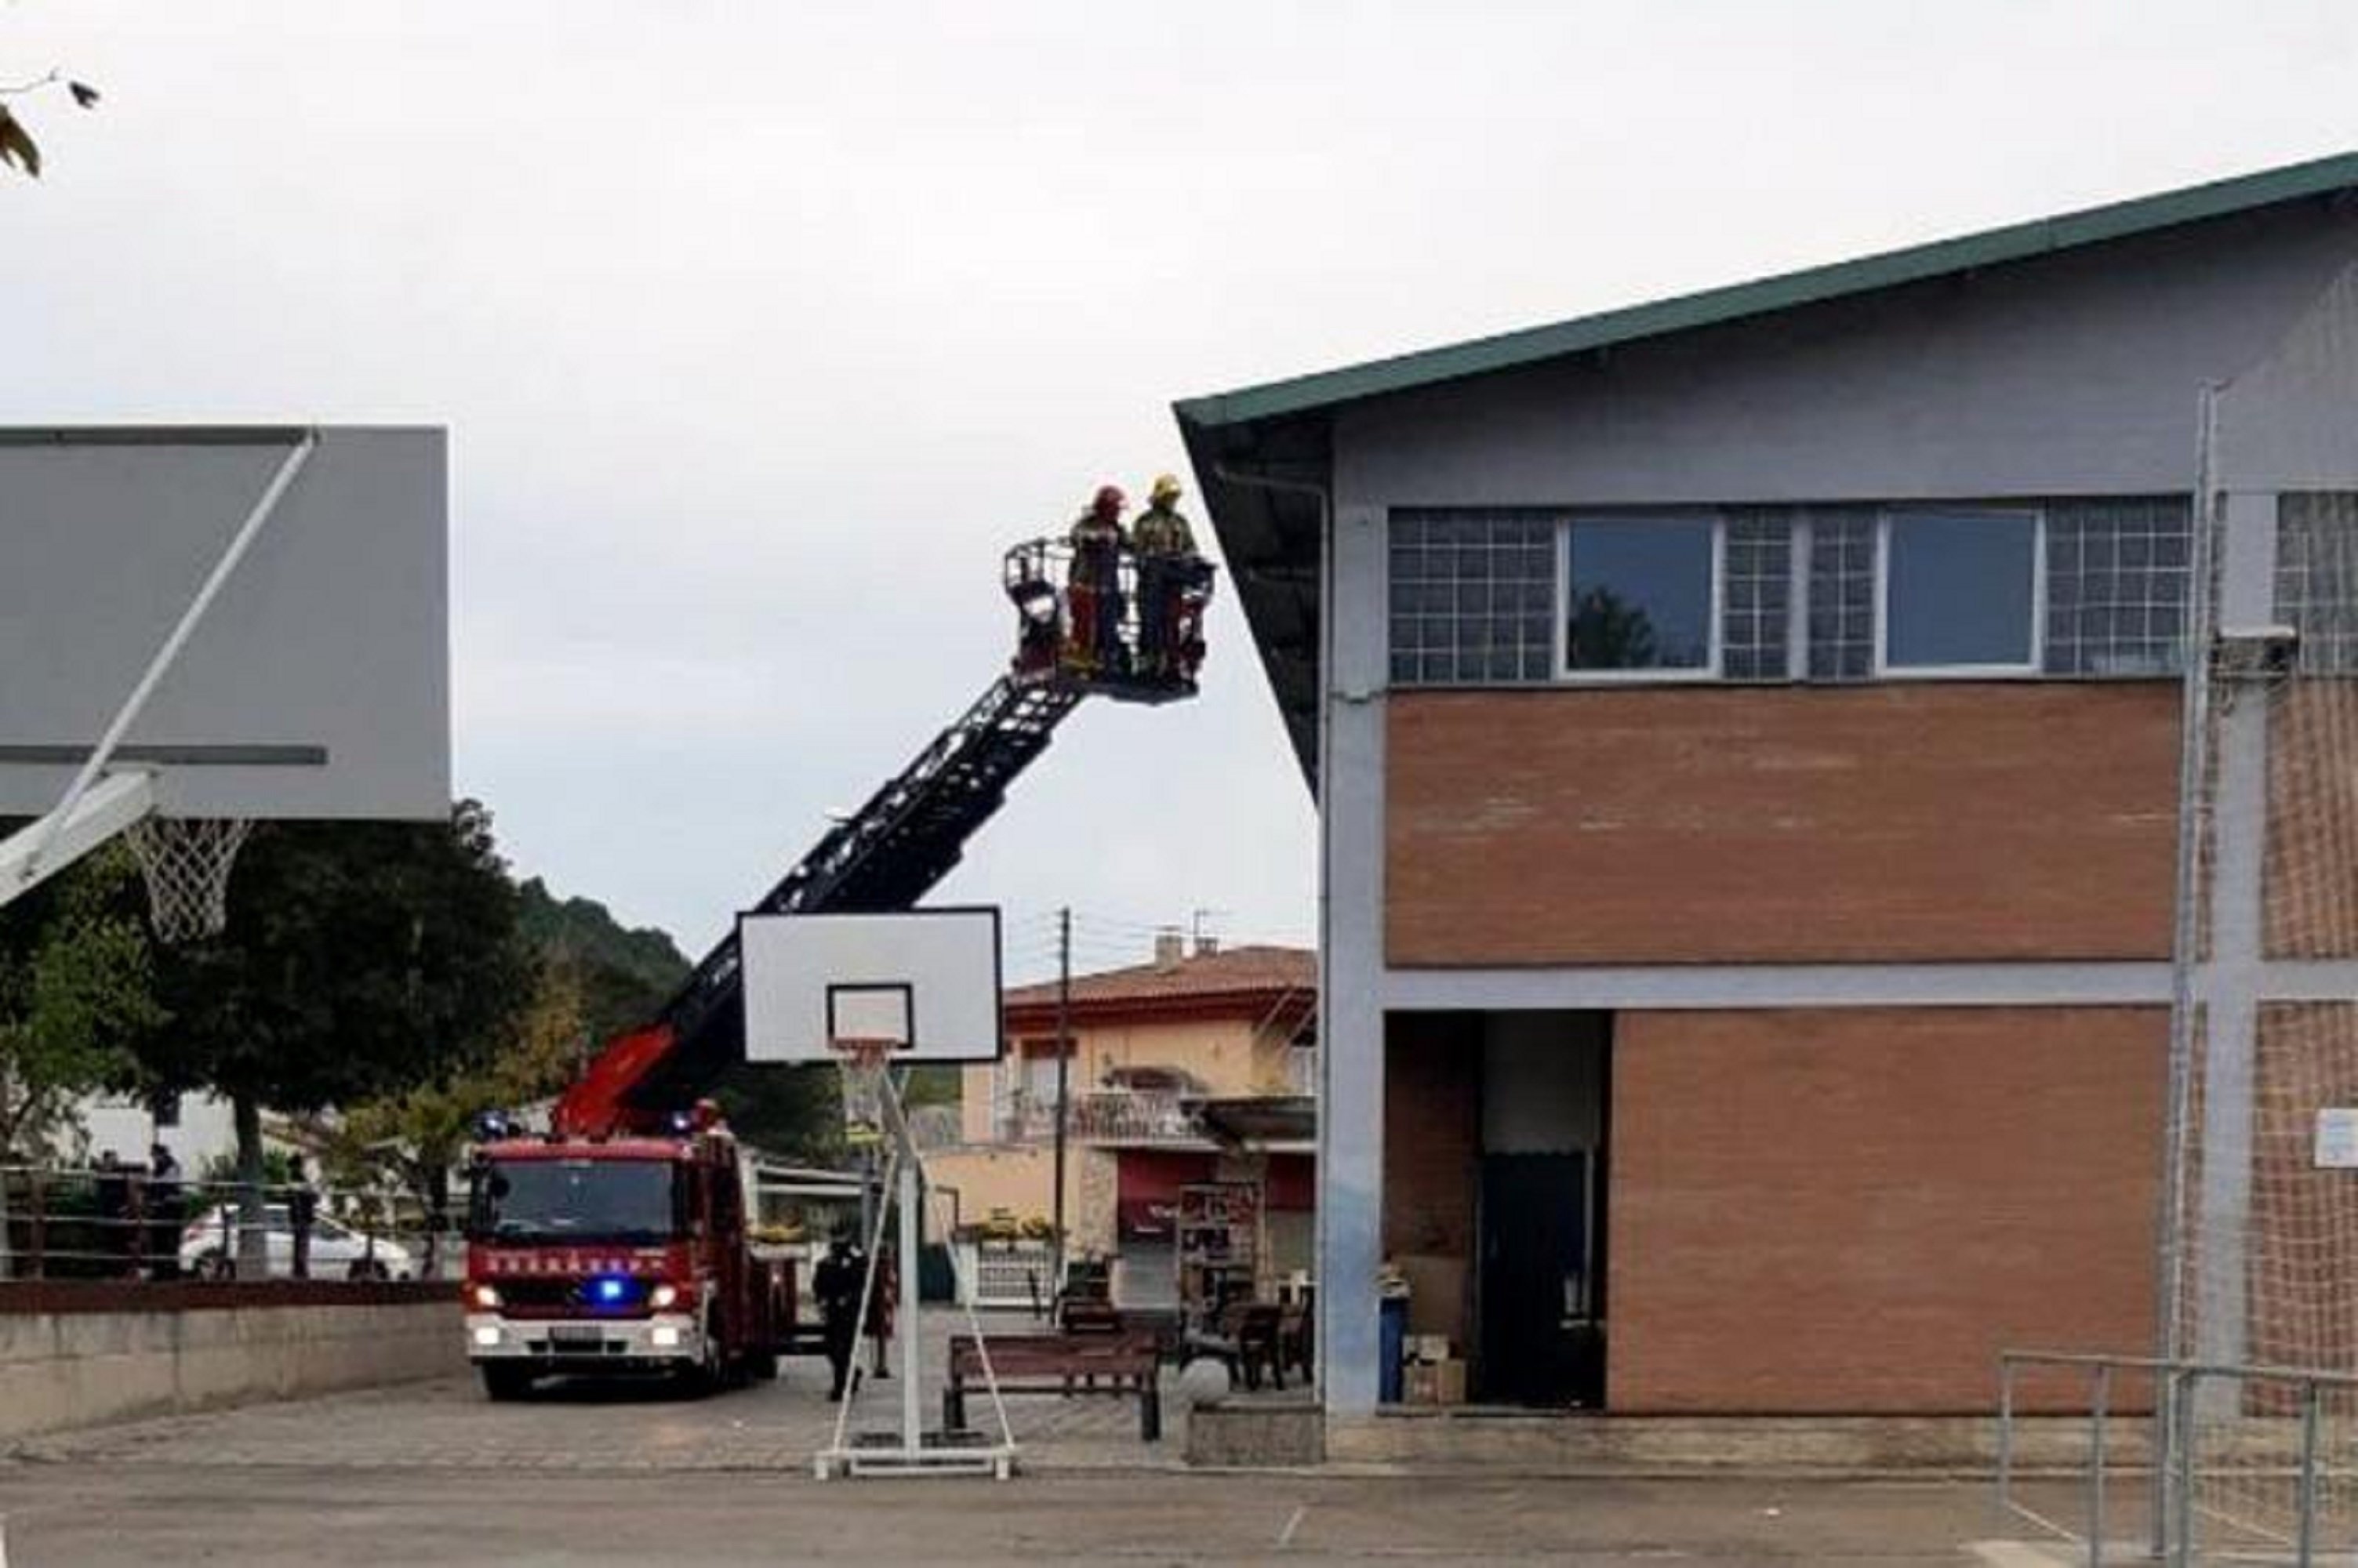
[1179,152,2358,1431]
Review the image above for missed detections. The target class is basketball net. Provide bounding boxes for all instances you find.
[831,1036,896,1145]
[122,816,253,943]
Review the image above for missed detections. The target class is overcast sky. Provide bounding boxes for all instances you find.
[6,1,2356,979]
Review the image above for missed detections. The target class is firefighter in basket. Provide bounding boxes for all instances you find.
[1064,484,1129,676]
[1132,474,1207,682]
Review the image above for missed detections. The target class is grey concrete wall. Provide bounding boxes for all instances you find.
[0,1299,463,1439]
[1335,202,2358,508]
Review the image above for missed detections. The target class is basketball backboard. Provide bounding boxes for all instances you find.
[0,425,449,822]
[739,907,1004,1064]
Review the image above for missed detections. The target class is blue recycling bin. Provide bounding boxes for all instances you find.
[1379,1294,1408,1404]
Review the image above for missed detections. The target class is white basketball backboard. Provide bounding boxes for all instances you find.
[739,907,1004,1064]
[0,426,449,821]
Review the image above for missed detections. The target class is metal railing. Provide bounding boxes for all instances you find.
[0,1163,441,1284]
[1998,1349,2358,1566]
[994,1089,1208,1146]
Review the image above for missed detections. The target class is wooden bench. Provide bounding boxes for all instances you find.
[943,1331,1162,1442]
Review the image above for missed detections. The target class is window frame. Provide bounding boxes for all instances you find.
[1552,514,1727,684]
[1873,506,2047,680]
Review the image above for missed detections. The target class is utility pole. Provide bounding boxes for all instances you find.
[1050,906,1073,1308]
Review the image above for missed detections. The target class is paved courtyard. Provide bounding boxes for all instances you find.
[0,1306,2116,1563]
[0,1464,2090,1566]
[5,1309,1164,1473]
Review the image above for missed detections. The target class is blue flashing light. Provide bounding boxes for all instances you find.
[590,1276,631,1307]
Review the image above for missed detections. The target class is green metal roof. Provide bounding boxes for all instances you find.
[1176,151,2358,429]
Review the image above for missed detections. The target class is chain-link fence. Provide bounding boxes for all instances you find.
[2154,264,2358,1562]
[0,1163,449,1283]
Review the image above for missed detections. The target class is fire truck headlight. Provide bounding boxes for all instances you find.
[649,1283,680,1310]
[473,1326,501,1348]
[469,1283,500,1310]
[651,1326,682,1349]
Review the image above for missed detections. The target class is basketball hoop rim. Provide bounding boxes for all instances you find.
[827,1036,901,1071]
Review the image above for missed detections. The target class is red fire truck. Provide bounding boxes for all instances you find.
[461,532,1211,1398]
[463,1106,791,1398]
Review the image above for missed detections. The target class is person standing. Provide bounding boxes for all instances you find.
[813,1230,866,1402]
[1064,485,1129,675]
[1131,474,1200,680]
[145,1144,182,1282]
[288,1156,319,1281]
[93,1149,132,1277]
[867,1246,898,1381]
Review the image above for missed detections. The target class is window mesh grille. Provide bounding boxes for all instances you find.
[1388,511,1556,684]
[2278,493,2358,675]
[1806,510,1878,681]
[1722,510,1792,681]
[2044,497,2192,677]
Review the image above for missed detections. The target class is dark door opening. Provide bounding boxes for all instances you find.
[1477,1151,1604,1406]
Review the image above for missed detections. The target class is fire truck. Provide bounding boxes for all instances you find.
[462,528,1211,1397]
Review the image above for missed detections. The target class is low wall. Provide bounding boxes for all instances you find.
[0,1281,463,1440]
[1325,1411,2121,1475]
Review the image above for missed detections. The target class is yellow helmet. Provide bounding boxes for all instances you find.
[1149,474,1183,505]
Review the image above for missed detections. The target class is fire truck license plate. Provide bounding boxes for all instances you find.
[548,1326,604,1346]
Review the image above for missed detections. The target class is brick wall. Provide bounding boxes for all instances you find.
[1609,1006,2164,1413]
[1386,683,2180,965]
[1383,1014,1481,1345]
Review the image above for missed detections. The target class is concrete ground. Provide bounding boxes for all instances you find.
[0,1466,2088,1565]
[0,1308,2105,1564]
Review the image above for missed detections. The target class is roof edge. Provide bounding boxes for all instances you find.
[1175,151,2358,430]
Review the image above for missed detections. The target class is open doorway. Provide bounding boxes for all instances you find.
[1475,1013,1608,1408]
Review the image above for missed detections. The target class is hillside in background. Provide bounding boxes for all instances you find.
[514,877,692,1047]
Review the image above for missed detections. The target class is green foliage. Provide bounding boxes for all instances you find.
[136,800,534,1119]
[198,1145,303,1191]
[514,877,689,1046]
[0,845,162,1160]
[333,955,590,1232]
[903,1065,962,1109]
[710,1060,845,1165]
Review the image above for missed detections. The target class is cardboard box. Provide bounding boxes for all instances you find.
[1431,1358,1467,1406]
[1402,1363,1441,1405]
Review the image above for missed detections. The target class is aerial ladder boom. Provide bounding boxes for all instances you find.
[553,524,1212,1135]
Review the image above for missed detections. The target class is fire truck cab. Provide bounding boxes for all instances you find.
[463,1111,790,1399]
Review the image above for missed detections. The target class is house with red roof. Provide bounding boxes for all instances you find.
[928,935,1315,1310]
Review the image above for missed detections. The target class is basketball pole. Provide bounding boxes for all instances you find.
[897,1098,923,1457]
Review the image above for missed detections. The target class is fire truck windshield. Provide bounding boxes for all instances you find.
[471,1157,680,1244]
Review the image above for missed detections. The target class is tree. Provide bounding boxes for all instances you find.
[0,844,160,1161]
[1568,586,1666,670]
[0,68,100,179]
[136,800,534,1249]
[334,955,588,1272]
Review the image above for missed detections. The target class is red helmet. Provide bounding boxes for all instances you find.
[1092,485,1125,519]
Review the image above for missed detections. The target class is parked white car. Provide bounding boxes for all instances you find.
[178,1203,414,1280]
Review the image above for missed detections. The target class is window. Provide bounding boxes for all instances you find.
[1878,510,2041,673]
[1805,510,1878,681]
[1720,510,1792,681]
[2277,492,2358,674]
[2044,498,2191,677]
[471,1158,681,1244]
[1561,517,1718,675]
[1389,512,1555,684]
